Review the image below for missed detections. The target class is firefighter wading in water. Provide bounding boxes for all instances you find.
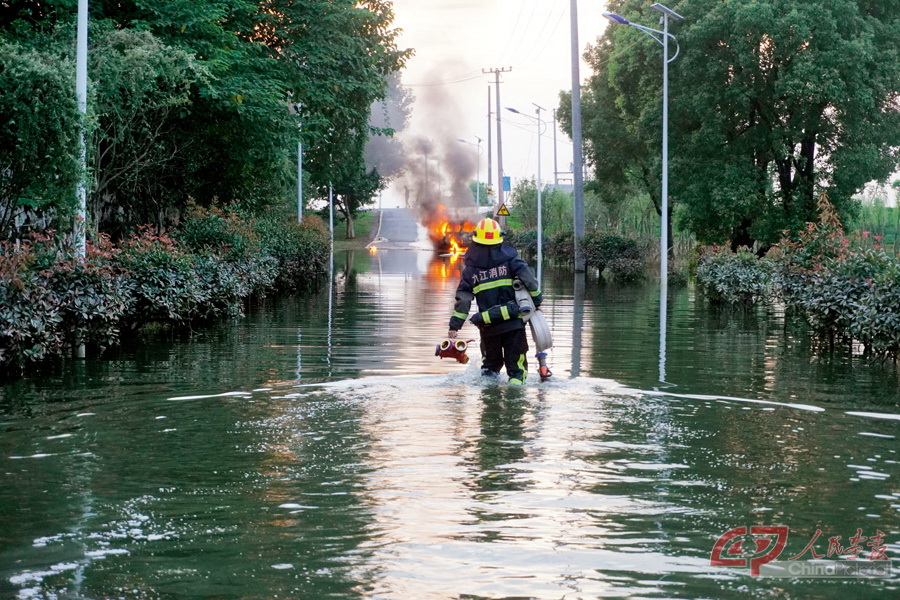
[448,218,543,384]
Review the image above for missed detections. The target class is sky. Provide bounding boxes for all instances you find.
[379,0,612,210]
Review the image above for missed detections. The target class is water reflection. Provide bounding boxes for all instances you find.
[659,278,668,385]
[571,272,585,378]
[2,249,900,599]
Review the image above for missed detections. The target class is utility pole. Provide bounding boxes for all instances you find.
[487,86,492,201]
[483,67,511,224]
[569,0,585,272]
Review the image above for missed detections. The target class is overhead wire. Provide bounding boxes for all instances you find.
[515,3,569,71]
[402,70,485,88]
[495,0,541,67]
[491,0,528,67]
[401,27,638,89]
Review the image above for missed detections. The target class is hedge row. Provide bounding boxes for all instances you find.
[505,229,645,281]
[696,196,900,357]
[0,211,330,372]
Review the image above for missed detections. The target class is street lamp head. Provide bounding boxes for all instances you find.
[650,3,684,20]
[603,12,630,25]
[505,107,521,114]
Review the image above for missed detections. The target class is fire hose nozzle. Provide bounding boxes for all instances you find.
[536,351,552,382]
[436,338,472,364]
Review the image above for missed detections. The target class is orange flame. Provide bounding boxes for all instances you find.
[426,204,475,256]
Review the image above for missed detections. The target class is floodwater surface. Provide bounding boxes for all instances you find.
[1,249,898,599]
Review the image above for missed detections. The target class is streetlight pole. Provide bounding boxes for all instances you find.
[535,104,544,285]
[297,126,303,223]
[328,154,334,242]
[75,0,88,259]
[476,136,482,207]
[603,3,682,288]
[604,3,682,386]
[289,100,304,223]
[552,108,559,186]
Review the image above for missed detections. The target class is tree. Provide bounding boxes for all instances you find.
[509,178,575,234]
[0,0,410,239]
[266,0,411,230]
[572,0,900,249]
[330,129,384,239]
[87,27,207,236]
[0,38,79,239]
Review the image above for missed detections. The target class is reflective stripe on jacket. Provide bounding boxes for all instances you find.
[448,242,542,337]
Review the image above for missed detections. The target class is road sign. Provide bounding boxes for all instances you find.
[496,203,510,217]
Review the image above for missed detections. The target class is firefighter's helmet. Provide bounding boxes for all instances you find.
[473,218,503,245]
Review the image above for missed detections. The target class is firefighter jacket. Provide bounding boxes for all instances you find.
[449,242,543,338]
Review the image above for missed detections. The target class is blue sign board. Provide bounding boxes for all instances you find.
[502,176,511,192]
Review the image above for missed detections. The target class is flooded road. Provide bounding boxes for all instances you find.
[1,249,899,599]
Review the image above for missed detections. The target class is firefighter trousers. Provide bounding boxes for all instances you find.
[481,327,529,383]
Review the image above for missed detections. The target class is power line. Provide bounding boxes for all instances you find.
[492,0,528,66]
[517,4,569,70]
[402,70,484,88]
[499,0,541,67]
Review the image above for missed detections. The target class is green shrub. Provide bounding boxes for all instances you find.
[0,257,64,369]
[765,194,900,355]
[117,228,202,326]
[177,207,258,260]
[48,235,129,350]
[546,230,574,263]
[503,229,537,257]
[770,193,849,307]
[794,250,884,339]
[0,233,129,370]
[234,255,280,296]
[254,215,329,291]
[0,214,330,371]
[696,248,772,305]
[851,259,900,355]
[581,232,643,276]
[607,257,646,282]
